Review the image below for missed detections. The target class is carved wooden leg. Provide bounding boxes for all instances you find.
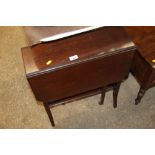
[113,82,121,108]
[135,88,146,105]
[99,87,106,105]
[43,102,55,127]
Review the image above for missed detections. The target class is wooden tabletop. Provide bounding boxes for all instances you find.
[125,26,155,68]
[22,26,135,77]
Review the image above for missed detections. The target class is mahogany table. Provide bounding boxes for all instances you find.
[125,27,155,105]
[22,26,136,126]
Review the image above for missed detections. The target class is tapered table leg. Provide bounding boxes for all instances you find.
[113,82,121,108]
[135,88,146,105]
[99,87,106,105]
[43,102,55,127]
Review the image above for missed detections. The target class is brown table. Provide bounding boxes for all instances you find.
[125,27,155,104]
[22,26,136,126]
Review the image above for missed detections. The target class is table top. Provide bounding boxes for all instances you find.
[125,26,155,68]
[22,26,135,77]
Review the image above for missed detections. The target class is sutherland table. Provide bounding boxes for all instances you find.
[125,27,155,105]
[22,26,136,126]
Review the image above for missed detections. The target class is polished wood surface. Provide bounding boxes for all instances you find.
[22,26,136,126]
[27,51,134,102]
[22,27,135,77]
[125,26,155,68]
[125,26,155,104]
[22,26,136,102]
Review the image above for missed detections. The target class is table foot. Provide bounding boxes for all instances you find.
[43,102,55,127]
[99,87,106,105]
[135,88,145,105]
[113,82,121,108]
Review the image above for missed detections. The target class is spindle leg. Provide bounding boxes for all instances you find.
[113,82,121,108]
[43,102,55,127]
[99,87,106,105]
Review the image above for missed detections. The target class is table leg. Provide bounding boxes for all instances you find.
[135,88,146,105]
[43,102,55,127]
[99,87,106,105]
[113,82,121,108]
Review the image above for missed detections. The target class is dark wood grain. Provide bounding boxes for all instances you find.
[22,26,136,102]
[125,26,155,67]
[27,50,134,102]
[125,26,155,104]
[22,27,135,77]
[22,26,136,126]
